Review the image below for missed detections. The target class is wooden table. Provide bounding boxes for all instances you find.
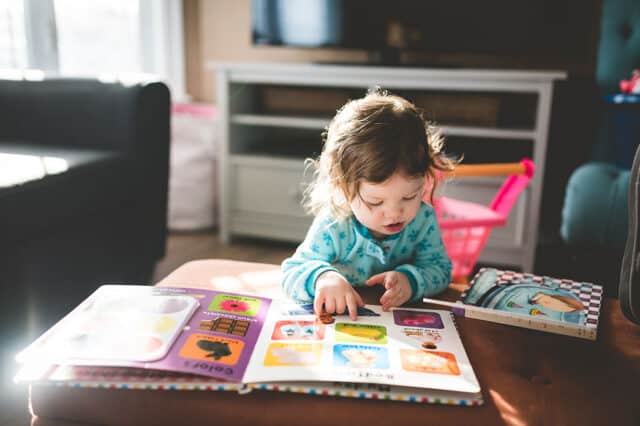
[30,260,640,426]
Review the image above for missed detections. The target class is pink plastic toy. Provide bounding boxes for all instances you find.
[431,159,535,282]
[620,70,640,94]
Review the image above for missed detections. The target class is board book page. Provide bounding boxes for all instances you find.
[16,284,480,399]
[244,302,479,394]
[17,285,273,382]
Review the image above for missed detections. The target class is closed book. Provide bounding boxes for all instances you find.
[424,268,603,340]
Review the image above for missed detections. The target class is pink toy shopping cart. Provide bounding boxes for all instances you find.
[432,159,535,283]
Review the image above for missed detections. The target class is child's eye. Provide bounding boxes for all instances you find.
[402,194,418,201]
[365,200,383,207]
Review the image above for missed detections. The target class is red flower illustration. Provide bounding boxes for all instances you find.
[402,314,437,326]
[220,299,250,312]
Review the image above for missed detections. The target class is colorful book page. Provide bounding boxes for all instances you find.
[244,304,480,394]
[17,286,273,383]
[17,286,480,394]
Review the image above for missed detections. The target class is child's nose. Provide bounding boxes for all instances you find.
[385,205,403,220]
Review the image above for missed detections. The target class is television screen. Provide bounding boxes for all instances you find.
[252,0,599,66]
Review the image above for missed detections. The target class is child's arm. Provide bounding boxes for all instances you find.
[395,209,452,302]
[281,216,344,303]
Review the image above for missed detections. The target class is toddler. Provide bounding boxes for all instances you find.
[281,89,455,319]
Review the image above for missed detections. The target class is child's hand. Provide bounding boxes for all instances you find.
[365,271,412,311]
[314,271,365,320]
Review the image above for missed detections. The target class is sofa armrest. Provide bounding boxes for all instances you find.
[0,77,170,154]
[0,77,171,259]
[560,162,629,249]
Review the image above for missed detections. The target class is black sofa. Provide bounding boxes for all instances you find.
[0,77,170,381]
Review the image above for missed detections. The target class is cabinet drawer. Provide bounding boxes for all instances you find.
[231,159,311,218]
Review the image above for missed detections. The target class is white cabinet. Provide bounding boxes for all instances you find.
[229,155,312,240]
[211,62,565,272]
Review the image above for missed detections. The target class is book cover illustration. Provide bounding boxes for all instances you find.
[16,285,481,399]
[424,268,603,340]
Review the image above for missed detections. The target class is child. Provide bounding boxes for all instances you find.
[281,89,455,320]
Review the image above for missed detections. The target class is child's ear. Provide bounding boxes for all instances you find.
[421,174,433,200]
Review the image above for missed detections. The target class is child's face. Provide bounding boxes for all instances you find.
[350,172,424,239]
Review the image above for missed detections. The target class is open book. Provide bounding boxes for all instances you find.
[16,285,482,405]
[424,268,603,340]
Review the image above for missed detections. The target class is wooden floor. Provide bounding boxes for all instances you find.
[153,229,297,282]
[1,230,297,426]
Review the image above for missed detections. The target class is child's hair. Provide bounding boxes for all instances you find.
[304,88,456,220]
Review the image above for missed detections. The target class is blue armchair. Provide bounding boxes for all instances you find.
[535,0,640,296]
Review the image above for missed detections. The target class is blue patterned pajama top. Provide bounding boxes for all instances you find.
[281,202,452,303]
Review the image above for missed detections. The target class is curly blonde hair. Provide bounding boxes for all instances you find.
[304,89,456,220]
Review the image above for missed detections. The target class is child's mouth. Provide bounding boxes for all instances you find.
[383,222,404,233]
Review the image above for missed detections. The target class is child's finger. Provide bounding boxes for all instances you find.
[335,297,347,316]
[380,286,405,310]
[355,292,365,307]
[314,295,325,316]
[383,286,410,310]
[383,274,397,290]
[379,288,394,307]
[324,297,336,314]
[365,273,386,286]
[346,294,359,321]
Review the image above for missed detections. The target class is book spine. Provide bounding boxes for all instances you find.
[41,381,248,392]
[461,309,596,340]
[249,383,482,405]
